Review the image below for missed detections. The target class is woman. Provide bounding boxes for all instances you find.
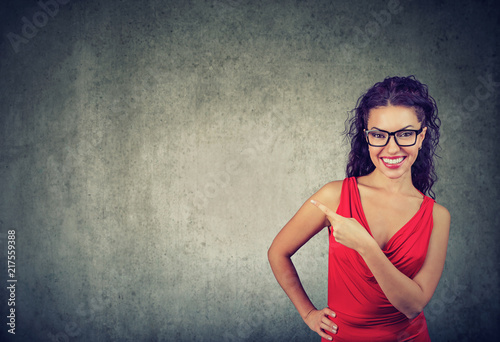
[268,76,450,341]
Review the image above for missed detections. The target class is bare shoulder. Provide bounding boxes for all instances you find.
[312,180,344,211]
[432,202,451,229]
[316,180,343,197]
[320,180,343,193]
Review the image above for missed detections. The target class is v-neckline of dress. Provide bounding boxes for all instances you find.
[354,178,427,251]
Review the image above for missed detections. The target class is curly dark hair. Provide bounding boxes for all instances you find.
[345,76,441,198]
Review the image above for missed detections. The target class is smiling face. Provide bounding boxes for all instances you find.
[366,105,427,181]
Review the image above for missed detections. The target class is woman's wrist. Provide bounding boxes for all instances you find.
[301,307,317,321]
[357,237,379,257]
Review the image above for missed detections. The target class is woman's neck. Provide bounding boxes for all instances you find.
[360,169,418,197]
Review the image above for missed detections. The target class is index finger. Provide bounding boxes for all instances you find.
[311,199,342,223]
[310,199,338,218]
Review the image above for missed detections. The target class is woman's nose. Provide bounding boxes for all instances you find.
[386,135,400,153]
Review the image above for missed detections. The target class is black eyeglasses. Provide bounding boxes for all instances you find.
[364,128,423,147]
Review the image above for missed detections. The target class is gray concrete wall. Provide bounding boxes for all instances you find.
[0,0,498,341]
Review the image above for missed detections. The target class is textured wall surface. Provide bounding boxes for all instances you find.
[0,0,498,341]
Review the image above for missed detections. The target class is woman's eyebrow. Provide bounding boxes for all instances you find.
[369,125,415,131]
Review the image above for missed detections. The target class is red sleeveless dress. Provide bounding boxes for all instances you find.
[322,177,434,341]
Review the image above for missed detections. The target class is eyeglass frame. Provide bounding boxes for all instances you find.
[364,127,424,147]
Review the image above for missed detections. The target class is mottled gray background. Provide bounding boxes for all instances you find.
[0,0,498,341]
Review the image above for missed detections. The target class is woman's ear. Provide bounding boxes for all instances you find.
[418,127,428,148]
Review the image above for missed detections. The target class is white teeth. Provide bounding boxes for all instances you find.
[382,157,404,164]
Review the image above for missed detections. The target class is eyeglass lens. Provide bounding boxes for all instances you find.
[367,130,417,146]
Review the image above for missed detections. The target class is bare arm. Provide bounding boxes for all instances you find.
[311,201,451,319]
[359,203,450,318]
[268,181,342,340]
